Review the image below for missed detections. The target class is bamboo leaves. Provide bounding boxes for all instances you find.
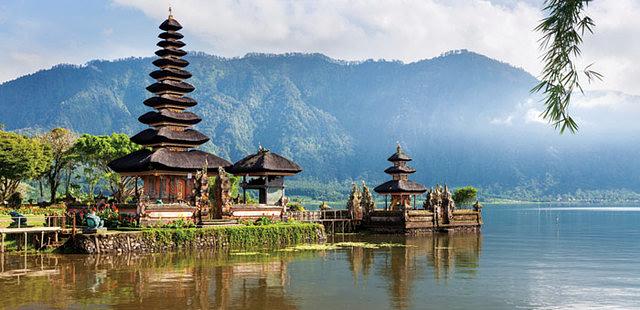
[533,0,602,133]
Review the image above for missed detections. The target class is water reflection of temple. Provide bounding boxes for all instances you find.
[0,234,480,310]
[346,233,482,310]
[0,252,297,309]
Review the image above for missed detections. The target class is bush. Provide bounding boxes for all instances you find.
[255,216,274,226]
[7,192,22,208]
[452,186,479,206]
[160,218,196,229]
[287,202,305,212]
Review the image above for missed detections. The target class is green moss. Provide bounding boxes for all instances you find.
[141,223,323,250]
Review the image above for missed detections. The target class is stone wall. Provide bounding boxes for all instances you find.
[60,223,325,254]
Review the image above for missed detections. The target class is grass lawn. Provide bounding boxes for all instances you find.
[0,215,47,228]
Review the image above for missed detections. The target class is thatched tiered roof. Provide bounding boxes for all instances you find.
[108,14,230,174]
[228,147,302,176]
[374,144,426,195]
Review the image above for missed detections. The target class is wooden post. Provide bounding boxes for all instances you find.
[23,232,28,252]
[40,231,44,249]
[243,175,247,203]
[1,233,5,253]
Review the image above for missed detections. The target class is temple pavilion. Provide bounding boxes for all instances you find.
[228,146,302,206]
[374,144,427,210]
[108,12,231,204]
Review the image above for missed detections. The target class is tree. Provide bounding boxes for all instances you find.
[0,130,52,202]
[533,0,602,133]
[39,128,78,203]
[73,133,141,202]
[452,186,478,207]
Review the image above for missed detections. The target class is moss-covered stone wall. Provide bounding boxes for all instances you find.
[60,223,325,254]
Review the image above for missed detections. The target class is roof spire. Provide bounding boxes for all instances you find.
[396,141,402,153]
[168,5,173,19]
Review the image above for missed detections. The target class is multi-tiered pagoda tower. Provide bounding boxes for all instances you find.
[109,12,231,204]
[374,144,427,210]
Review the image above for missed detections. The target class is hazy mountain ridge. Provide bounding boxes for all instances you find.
[1,50,639,196]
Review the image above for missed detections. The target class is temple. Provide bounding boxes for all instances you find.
[108,12,230,213]
[228,146,302,206]
[374,144,427,210]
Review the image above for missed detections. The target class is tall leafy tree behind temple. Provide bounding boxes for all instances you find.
[72,133,141,202]
[38,128,77,203]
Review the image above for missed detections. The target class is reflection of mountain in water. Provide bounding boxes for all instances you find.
[345,234,482,310]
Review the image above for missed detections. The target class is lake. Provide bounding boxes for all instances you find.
[1,204,639,309]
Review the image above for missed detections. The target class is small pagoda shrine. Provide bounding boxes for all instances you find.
[108,11,231,216]
[374,144,427,210]
[228,146,302,206]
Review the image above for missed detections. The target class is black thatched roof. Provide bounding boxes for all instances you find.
[149,68,192,80]
[108,149,231,173]
[146,80,194,93]
[384,165,416,174]
[157,40,185,48]
[387,145,412,162]
[130,128,209,146]
[152,57,189,68]
[158,31,183,40]
[155,48,188,58]
[228,148,302,176]
[138,110,201,126]
[374,180,427,194]
[159,17,182,31]
[143,95,197,109]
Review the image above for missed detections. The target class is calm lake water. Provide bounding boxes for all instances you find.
[1,204,640,309]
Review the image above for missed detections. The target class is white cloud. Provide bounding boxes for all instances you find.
[2,0,638,96]
[490,115,513,125]
[109,0,639,95]
[525,108,546,124]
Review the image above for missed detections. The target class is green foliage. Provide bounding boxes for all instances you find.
[142,223,323,249]
[38,128,78,203]
[287,201,305,212]
[7,192,23,208]
[318,201,331,210]
[0,130,52,201]
[160,218,196,229]
[95,207,120,229]
[72,133,141,201]
[452,186,479,206]
[0,205,65,216]
[533,0,602,133]
[255,216,274,226]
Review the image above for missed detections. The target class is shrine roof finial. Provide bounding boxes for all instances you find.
[168,5,173,19]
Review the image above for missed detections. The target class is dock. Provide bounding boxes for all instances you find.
[0,227,62,253]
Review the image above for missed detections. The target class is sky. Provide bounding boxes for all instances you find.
[0,0,638,95]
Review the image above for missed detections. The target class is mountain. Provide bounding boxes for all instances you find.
[1,50,639,198]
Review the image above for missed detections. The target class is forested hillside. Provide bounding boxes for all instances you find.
[2,50,639,198]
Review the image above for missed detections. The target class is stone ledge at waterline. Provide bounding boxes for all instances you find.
[60,224,326,254]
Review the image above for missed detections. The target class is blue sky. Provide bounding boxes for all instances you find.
[1,0,638,95]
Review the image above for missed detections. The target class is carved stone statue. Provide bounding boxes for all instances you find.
[212,167,231,219]
[86,211,104,229]
[423,184,456,225]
